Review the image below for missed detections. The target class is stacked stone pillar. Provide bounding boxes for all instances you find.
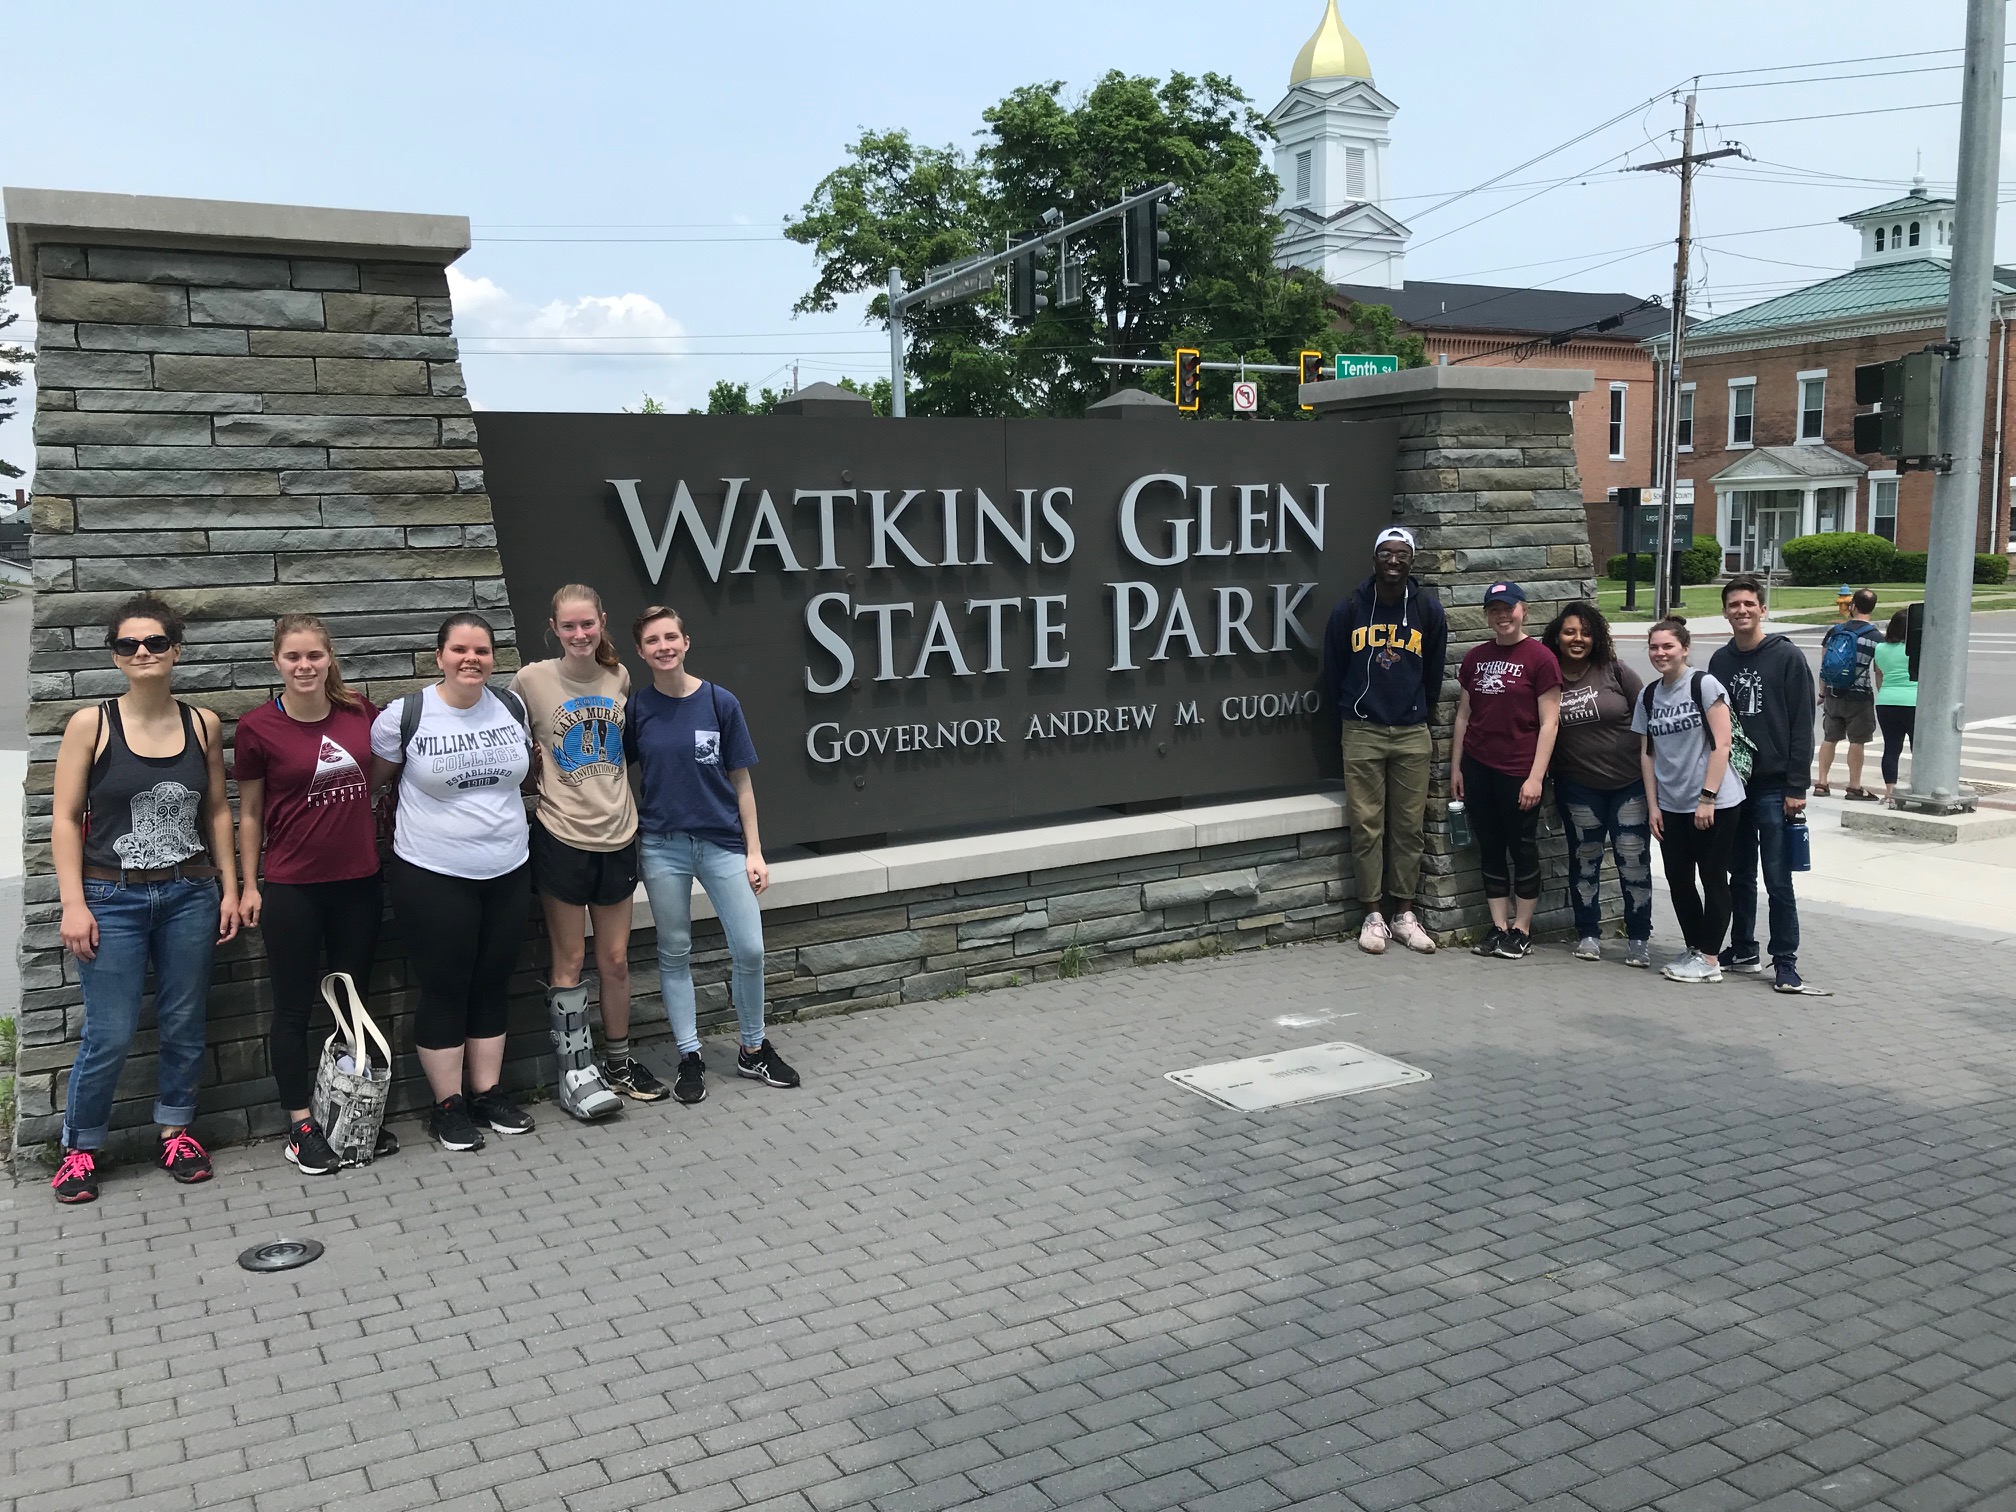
[1304,366,1599,938]
[6,190,510,1154]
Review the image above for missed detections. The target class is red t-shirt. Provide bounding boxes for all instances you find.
[233,696,381,885]
[1459,637,1563,777]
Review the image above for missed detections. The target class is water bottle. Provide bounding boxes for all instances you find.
[1784,813,1812,872]
[1447,800,1472,849]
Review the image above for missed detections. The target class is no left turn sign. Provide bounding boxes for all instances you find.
[1231,381,1258,413]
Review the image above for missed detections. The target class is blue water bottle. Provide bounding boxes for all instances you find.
[1784,813,1812,872]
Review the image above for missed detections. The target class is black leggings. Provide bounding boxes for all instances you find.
[1659,807,1740,954]
[1877,704,1916,786]
[388,857,531,1051]
[1463,754,1541,900]
[262,874,383,1111]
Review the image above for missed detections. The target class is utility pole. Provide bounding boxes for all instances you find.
[1631,94,1741,618]
[1901,0,2005,814]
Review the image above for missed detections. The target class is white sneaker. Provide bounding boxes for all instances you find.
[1572,936,1602,962]
[1390,911,1436,954]
[1358,911,1390,954]
[1662,950,1723,984]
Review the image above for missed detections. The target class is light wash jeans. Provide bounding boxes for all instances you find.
[638,830,766,1054]
[63,873,220,1150]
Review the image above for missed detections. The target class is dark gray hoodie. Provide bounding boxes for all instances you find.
[1708,632,1814,795]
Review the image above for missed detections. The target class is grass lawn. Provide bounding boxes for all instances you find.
[1591,579,2016,624]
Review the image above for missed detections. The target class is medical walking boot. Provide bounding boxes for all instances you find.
[547,983,622,1122]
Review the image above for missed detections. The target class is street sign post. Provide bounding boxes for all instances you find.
[1231,381,1258,414]
[1334,353,1400,380]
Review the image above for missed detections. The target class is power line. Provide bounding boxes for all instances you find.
[1711,96,2016,129]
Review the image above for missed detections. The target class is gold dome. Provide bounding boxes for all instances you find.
[1290,0,1372,85]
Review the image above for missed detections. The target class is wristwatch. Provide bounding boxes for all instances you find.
[1699,788,1718,801]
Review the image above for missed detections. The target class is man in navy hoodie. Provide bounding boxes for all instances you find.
[1322,526,1449,955]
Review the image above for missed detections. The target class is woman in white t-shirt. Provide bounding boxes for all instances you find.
[369,613,535,1154]
[1630,616,1744,986]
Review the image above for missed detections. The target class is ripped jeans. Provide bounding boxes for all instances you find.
[1553,775,1654,943]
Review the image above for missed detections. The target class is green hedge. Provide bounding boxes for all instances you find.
[1606,534,1721,585]
[1781,534,2011,586]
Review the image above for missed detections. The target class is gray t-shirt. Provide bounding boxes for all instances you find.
[1630,671,1747,814]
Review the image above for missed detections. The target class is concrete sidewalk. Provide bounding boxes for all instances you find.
[4,897,2015,1512]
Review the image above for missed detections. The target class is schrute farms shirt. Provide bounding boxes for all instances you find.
[1458,637,1562,776]
[510,659,637,853]
[370,686,531,880]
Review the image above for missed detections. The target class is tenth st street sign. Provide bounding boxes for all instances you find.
[1334,352,1401,380]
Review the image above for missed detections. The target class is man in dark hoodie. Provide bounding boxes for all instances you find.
[1322,526,1449,955]
[1708,574,1814,993]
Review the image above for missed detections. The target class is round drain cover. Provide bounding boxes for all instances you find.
[237,1239,324,1273]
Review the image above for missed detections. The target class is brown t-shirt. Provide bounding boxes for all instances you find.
[1553,659,1645,791]
[509,659,637,852]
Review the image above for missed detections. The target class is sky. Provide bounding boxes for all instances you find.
[2,0,2005,487]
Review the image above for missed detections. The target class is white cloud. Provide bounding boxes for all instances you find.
[448,267,686,355]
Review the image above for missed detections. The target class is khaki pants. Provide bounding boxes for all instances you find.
[1343,722,1433,908]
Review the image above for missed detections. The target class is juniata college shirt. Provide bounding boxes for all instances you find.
[626,681,758,853]
[370,687,531,880]
[1459,636,1562,776]
[234,695,381,885]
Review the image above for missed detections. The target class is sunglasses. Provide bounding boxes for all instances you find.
[111,635,175,656]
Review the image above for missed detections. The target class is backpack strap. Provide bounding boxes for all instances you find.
[1639,682,1656,722]
[398,691,422,759]
[1690,670,1718,750]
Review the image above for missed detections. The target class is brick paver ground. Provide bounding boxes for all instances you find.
[4,902,2016,1512]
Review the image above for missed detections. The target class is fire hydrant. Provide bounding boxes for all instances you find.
[1836,583,1853,619]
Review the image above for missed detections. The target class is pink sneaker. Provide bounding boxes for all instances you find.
[1357,912,1390,954]
[1391,912,1437,955]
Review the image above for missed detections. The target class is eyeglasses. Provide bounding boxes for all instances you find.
[111,635,175,656]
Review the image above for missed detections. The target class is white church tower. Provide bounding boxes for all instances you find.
[1267,1,1410,289]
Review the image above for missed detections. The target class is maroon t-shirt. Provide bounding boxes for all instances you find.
[1459,637,1563,777]
[234,696,381,885]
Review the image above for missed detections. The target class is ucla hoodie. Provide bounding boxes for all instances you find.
[1321,576,1448,726]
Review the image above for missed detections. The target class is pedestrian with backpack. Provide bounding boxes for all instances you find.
[1814,588,1881,801]
[1633,617,1744,984]
[627,605,800,1105]
[369,612,537,1153]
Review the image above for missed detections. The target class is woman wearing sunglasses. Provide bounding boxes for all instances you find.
[49,595,240,1203]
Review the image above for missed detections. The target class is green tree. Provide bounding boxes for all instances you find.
[1328,297,1427,371]
[0,257,27,479]
[688,380,787,416]
[785,71,1341,419]
[624,393,669,414]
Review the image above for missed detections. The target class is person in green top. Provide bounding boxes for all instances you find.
[1872,609,1918,806]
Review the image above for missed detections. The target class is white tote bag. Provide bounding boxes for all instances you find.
[310,971,393,1166]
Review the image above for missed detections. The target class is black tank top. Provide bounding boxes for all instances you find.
[83,701,209,871]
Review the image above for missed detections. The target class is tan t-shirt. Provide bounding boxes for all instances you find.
[509,659,638,852]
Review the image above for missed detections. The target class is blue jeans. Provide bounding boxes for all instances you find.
[1554,776,1654,943]
[638,831,765,1054]
[1730,782,1800,965]
[63,874,220,1150]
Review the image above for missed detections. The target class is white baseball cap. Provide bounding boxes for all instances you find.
[1374,527,1417,552]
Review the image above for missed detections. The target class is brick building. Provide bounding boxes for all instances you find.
[1648,183,2016,574]
[1329,281,1668,560]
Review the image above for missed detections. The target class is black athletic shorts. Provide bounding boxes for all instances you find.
[530,822,639,908]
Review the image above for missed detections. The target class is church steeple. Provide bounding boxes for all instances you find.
[1267,3,1408,289]
[1290,0,1373,86]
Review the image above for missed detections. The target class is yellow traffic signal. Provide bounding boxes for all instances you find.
[1299,350,1324,410]
[1175,348,1201,412]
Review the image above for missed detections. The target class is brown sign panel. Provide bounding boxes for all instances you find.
[477,413,1398,850]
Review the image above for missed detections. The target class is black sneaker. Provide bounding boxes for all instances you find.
[51,1148,99,1205]
[737,1040,801,1088]
[1494,929,1532,960]
[158,1131,214,1184]
[606,1056,669,1102]
[1773,960,1806,994]
[1719,947,1764,974]
[1471,927,1505,957]
[427,1094,486,1152]
[374,1126,400,1160]
[673,1052,707,1105]
[286,1118,340,1175]
[467,1087,534,1136]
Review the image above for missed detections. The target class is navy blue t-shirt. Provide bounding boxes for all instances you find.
[624,681,759,852]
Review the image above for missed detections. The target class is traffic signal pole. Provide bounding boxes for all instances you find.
[1902,0,2006,814]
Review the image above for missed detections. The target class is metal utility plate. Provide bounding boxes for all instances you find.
[1166,1041,1430,1111]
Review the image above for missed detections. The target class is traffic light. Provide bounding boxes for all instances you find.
[1009,245,1050,322]
[1175,348,1201,412]
[1124,199,1171,288]
[1853,352,1944,462]
[1298,350,1324,410]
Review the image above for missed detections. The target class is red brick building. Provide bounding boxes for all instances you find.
[1647,184,2016,573]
